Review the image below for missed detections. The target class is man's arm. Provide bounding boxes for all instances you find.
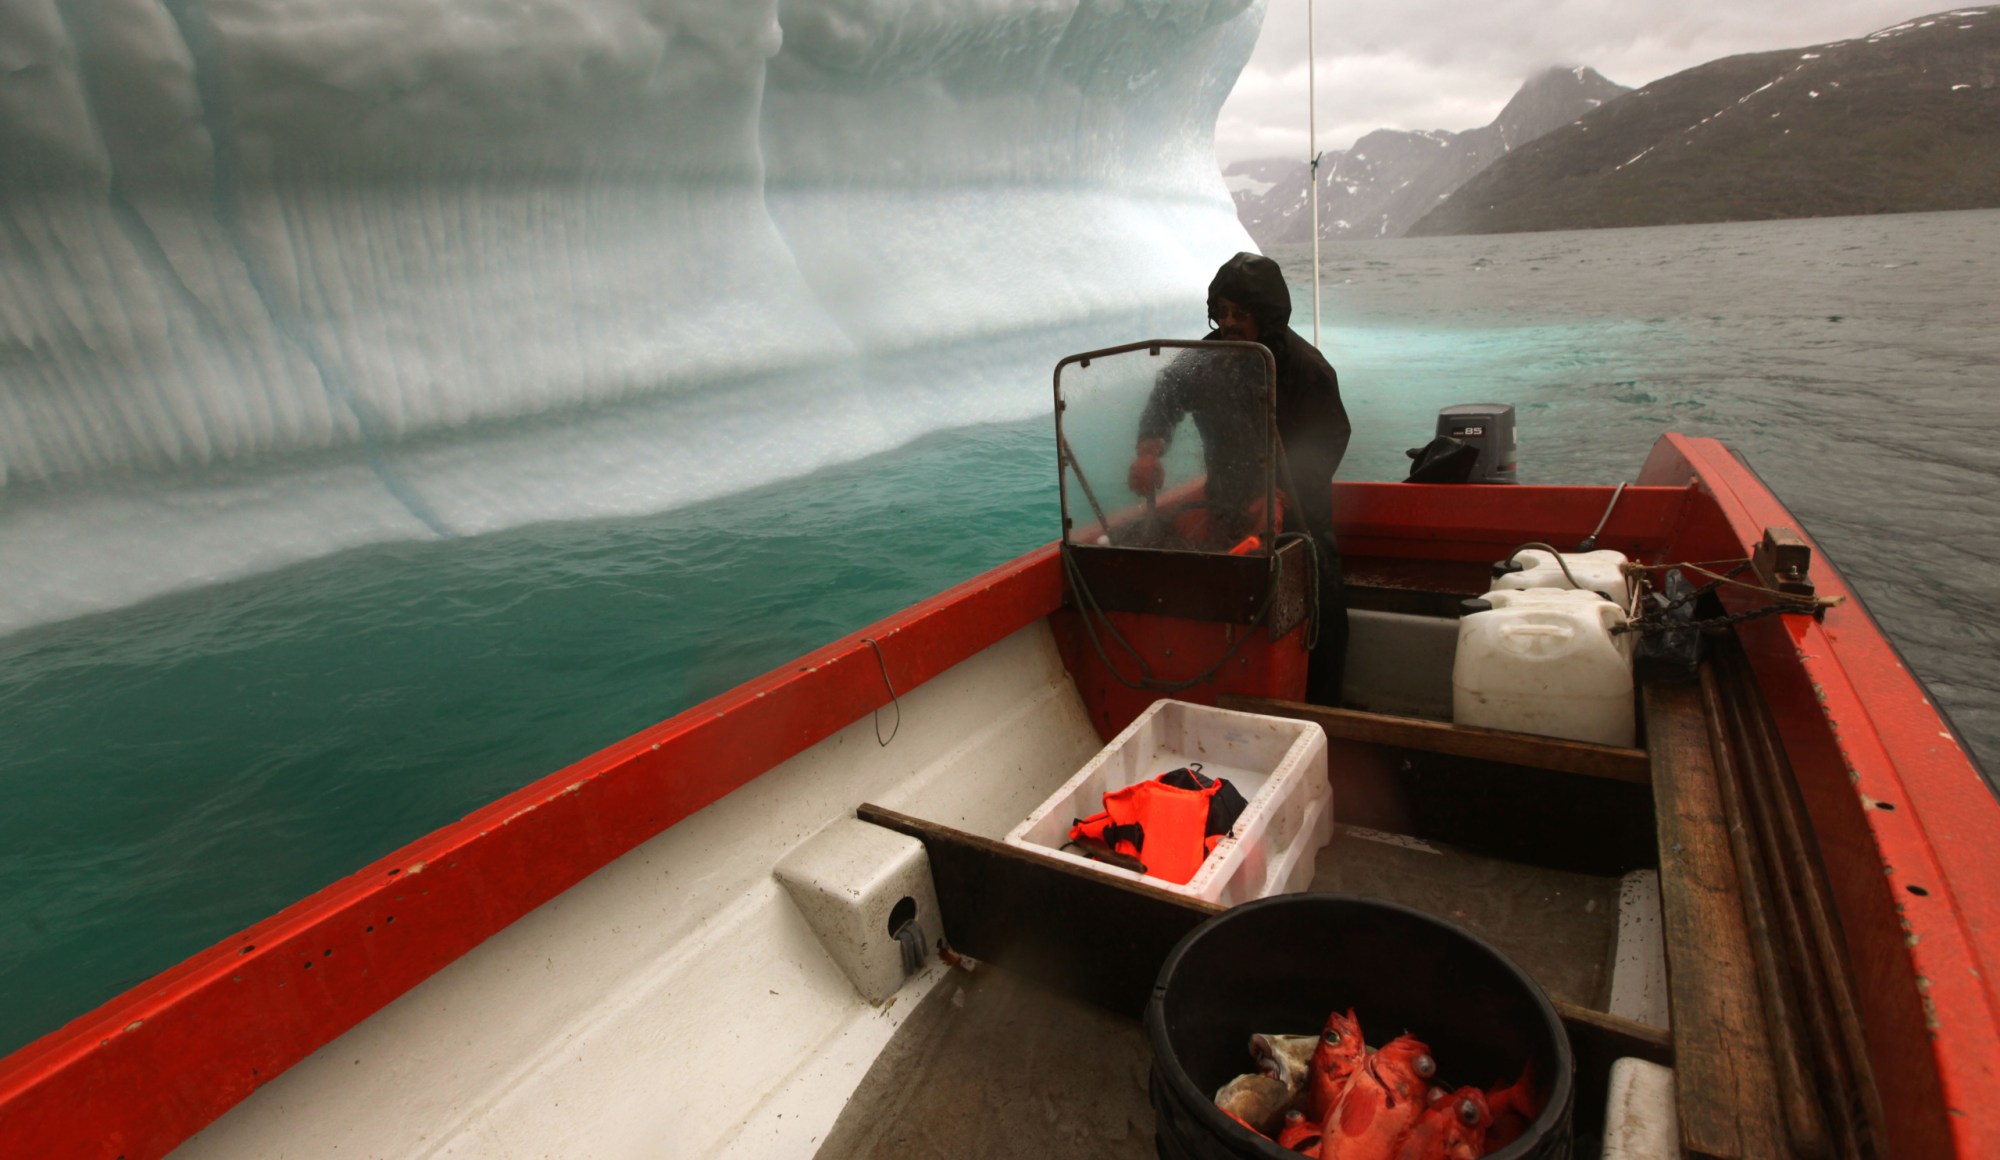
[1129,357,1198,495]
[1136,360,1193,447]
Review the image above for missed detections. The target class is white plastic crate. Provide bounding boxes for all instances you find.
[1005,699,1331,906]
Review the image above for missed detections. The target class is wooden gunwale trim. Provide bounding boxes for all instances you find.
[1641,433,2000,1157]
[1645,678,1785,1159]
[1216,695,1650,784]
[1697,663,1832,1157]
[0,548,1068,1160]
[1718,645,1887,1151]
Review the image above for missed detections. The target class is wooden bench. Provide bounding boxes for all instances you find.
[1216,696,1650,785]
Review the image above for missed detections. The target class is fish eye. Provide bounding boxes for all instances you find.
[1414,1054,1436,1078]
[1285,1110,1304,1125]
[1321,1028,1342,1045]
[1458,1099,1481,1126]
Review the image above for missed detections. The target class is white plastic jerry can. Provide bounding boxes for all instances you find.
[1490,548,1632,604]
[1453,588,1636,747]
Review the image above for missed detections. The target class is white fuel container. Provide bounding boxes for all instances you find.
[1490,548,1633,604]
[1454,588,1636,747]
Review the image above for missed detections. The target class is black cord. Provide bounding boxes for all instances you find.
[860,637,901,746]
[1061,532,1319,693]
[1505,542,1590,591]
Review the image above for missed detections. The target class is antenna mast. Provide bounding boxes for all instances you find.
[1307,0,1322,347]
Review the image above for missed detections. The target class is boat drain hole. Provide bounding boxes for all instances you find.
[887,896,917,937]
[1875,801,1895,810]
[1907,885,1929,896]
[888,896,926,976]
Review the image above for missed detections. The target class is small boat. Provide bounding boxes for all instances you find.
[3,339,1995,1160]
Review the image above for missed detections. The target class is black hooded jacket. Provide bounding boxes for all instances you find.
[1137,252,1351,542]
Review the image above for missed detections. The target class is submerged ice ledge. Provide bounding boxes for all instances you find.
[0,0,1263,635]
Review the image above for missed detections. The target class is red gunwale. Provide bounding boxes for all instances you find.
[1640,434,2000,1158]
[0,547,1065,1160]
[1,434,1995,1158]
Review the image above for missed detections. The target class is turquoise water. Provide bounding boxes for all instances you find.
[0,427,1058,1053]
[4,209,1998,1057]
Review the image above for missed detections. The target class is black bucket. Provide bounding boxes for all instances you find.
[1145,894,1574,1159]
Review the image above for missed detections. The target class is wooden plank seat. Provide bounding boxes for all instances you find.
[1217,695,1651,785]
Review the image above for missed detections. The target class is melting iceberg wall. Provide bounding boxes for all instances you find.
[0,0,1262,634]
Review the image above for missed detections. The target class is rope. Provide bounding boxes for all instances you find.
[1294,531,1323,651]
[1680,562,1844,608]
[1614,600,1834,637]
[1271,443,1323,651]
[1610,559,1844,637]
[860,637,901,746]
[1650,561,1748,617]
[1622,557,1753,572]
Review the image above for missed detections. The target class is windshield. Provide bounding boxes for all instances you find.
[1055,340,1277,555]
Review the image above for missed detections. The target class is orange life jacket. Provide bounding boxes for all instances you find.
[1068,765,1249,885]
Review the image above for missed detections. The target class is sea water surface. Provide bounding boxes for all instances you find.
[3,209,1997,1056]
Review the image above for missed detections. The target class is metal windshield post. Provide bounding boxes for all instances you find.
[1307,0,1321,348]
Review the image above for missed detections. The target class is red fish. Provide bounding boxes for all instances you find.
[1308,1008,1367,1122]
[1393,1087,1491,1160]
[1485,1063,1540,1149]
[1323,1033,1435,1160]
[1277,1109,1325,1156]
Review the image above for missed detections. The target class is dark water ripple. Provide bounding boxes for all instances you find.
[1276,209,2000,772]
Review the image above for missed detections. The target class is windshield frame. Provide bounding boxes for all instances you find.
[1051,338,1280,555]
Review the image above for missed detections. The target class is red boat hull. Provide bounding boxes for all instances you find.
[1,434,1994,1158]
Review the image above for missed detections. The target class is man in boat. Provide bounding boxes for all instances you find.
[1126,251,1352,703]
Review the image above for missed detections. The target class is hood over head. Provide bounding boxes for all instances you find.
[1207,252,1292,339]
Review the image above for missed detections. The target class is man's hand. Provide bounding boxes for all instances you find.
[1127,438,1167,497]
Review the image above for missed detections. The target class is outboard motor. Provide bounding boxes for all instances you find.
[1435,404,1517,484]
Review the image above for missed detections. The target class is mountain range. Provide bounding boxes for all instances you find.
[1229,6,2000,241]
[1225,66,1630,246]
[1409,6,2000,235]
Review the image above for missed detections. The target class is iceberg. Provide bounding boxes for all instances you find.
[0,0,1262,634]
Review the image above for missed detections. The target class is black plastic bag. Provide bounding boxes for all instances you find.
[1403,436,1481,483]
[1634,568,1704,684]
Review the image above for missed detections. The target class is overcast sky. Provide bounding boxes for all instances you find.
[1216,1,1956,166]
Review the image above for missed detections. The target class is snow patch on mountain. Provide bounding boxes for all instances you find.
[1224,65,1630,246]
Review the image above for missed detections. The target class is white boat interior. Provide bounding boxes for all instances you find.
[173,601,1670,1159]
[176,623,1106,1158]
